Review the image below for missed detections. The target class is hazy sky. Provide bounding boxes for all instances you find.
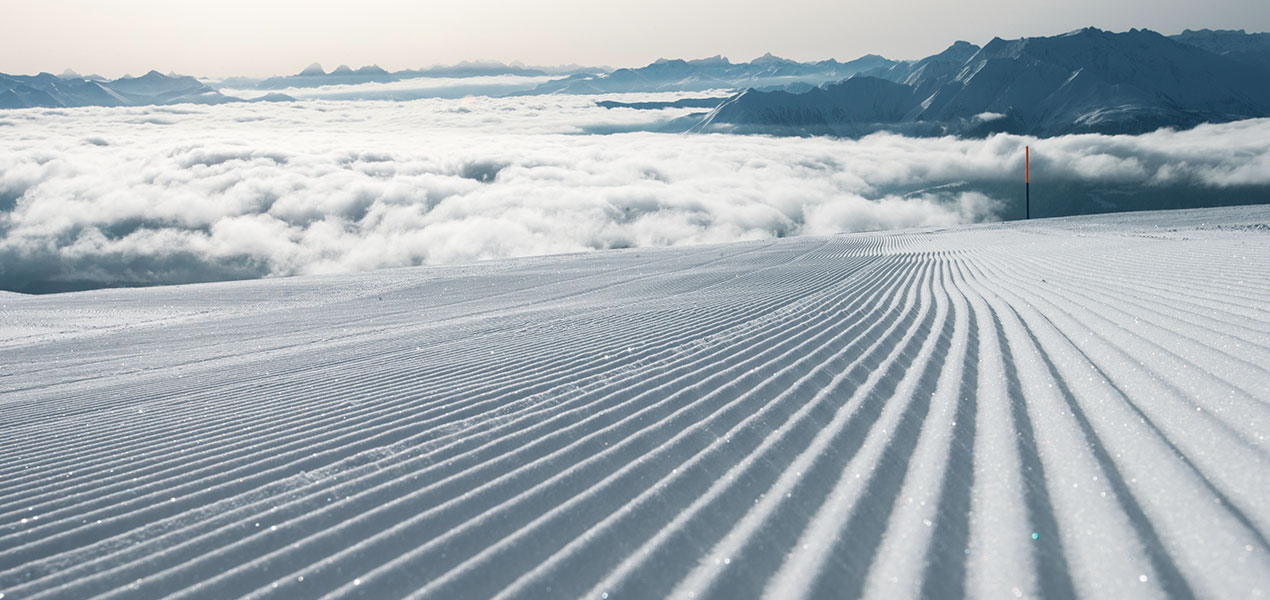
[3,0,1269,77]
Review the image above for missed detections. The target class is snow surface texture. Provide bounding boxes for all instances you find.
[3,97,1270,293]
[2,206,1268,598]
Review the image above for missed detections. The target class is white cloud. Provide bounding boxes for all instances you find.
[218,75,558,101]
[1,98,1268,292]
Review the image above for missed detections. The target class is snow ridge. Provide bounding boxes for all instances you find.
[0,206,1268,598]
[701,28,1270,137]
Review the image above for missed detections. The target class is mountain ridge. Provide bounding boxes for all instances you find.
[521,52,900,95]
[698,27,1270,137]
[4,25,1269,129]
[0,71,294,109]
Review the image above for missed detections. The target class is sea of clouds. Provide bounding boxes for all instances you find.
[218,74,559,101]
[1,93,1268,292]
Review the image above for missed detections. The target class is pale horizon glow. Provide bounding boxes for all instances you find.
[3,0,1269,78]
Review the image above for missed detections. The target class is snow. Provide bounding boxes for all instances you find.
[0,205,1268,598]
[704,28,1270,138]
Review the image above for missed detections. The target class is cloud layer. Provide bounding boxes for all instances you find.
[1,97,1268,292]
[218,75,559,101]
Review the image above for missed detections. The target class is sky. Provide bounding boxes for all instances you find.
[3,0,1270,78]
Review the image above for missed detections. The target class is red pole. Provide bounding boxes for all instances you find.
[1026,145,1030,220]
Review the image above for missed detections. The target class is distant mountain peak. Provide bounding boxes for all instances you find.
[451,59,507,68]
[1181,28,1248,35]
[700,26,1270,138]
[751,52,795,65]
[1060,26,1108,37]
[299,62,325,76]
[0,66,231,110]
[688,55,731,66]
[332,64,354,75]
[929,40,981,62]
[1171,27,1270,69]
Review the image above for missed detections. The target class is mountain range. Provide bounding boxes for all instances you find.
[694,28,1270,137]
[1170,28,1270,70]
[229,61,602,91]
[0,70,293,109]
[3,27,1269,140]
[517,53,897,95]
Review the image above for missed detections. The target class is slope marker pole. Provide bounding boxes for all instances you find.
[1026,145,1030,220]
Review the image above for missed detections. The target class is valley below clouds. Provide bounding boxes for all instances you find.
[2,94,1268,293]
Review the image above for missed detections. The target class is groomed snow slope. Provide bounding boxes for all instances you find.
[1,206,1268,599]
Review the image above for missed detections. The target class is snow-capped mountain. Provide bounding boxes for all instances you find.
[1171,28,1270,70]
[694,76,927,137]
[699,28,1270,137]
[522,53,898,95]
[874,40,982,95]
[242,61,590,91]
[0,70,243,109]
[9,26,1270,125]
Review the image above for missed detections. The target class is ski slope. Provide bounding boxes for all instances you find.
[1,206,1268,599]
